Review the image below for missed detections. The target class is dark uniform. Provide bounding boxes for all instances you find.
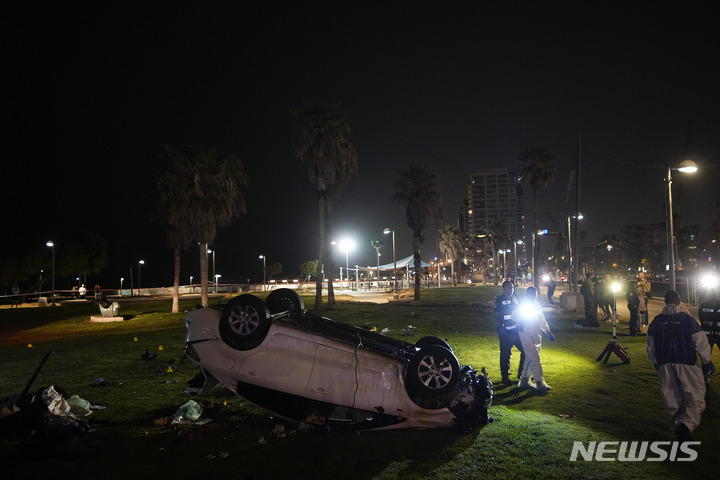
[699,296,720,352]
[494,283,526,383]
[580,275,597,325]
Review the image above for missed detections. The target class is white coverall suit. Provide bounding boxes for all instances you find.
[647,304,712,433]
[516,302,550,382]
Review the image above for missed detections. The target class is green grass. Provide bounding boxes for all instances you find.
[0,286,718,479]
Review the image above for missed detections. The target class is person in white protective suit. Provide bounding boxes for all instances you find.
[647,290,715,441]
[514,287,555,391]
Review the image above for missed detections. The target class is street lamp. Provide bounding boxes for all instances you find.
[499,249,508,280]
[215,274,221,293]
[383,228,397,295]
[567,212,583,292]
[120,277,124,296]
[339,238,355,290]
[138,260,145,296]
[532,230,547,288]
[207,249,216,293]
[666,160,697,291]
[371,240,382,291]
[46,241,55,305]
[259,255,266,291]
[514,240,523,280]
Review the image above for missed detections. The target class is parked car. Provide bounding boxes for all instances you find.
[184,289,492,431]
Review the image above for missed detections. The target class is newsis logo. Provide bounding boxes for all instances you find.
[570,441,700,462]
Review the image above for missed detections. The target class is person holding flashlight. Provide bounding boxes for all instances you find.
[515,286,554,391]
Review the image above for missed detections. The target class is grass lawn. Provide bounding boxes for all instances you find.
[0,286,718,479]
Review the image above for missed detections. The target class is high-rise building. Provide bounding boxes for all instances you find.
[460,168,526,265]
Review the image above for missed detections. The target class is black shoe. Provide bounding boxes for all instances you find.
[673,423,693,441]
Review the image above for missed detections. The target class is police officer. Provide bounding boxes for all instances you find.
[494,280,526,385]
[699,288,720,353]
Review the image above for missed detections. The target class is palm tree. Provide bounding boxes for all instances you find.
[293,102,358,312]
[392,164,443,301]
[156,145,247,309]
[518,147,556,286]
[477,219,509,284]
[438,225,464,286]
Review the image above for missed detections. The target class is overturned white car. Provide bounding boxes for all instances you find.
[184,289,492,431]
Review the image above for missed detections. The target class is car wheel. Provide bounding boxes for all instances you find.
[405,345,459,407]
[265,288,304,314]
[219,295,271,350]
[415,336,453,352]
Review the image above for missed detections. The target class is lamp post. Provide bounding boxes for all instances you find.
[500,249,507,280]
[259,255,266,291]
[120,277,124,296]
[383,228,397,295]
[371,240,382,291]
[532,230,546,288]
[45,241,55,305]
[514,240,523,280]
[567,213,583,292]
[215,274,221,293]
[666,160,697,291]
[339,238,354,290]
[138,260,145,296]
[208,249,216,293]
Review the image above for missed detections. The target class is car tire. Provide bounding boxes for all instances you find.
[219,295,271,350]
[405,345,459,408]
[265,288,304,315]
[415,336,453,352]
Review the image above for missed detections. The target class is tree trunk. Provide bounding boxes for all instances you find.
[325,202,335,304]
[172,246,180,313]
[314,199,325,313]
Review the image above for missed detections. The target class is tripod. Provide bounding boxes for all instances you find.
[596,286,630,364]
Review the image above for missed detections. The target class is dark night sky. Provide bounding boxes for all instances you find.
[3,2,719,288]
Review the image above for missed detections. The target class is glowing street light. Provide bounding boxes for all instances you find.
[207,249,216,293]
[46,241,55,305]
[138,260,145,296]
[666,160,697,291]
[371,240,382,291]
[383,228,397,295]
[338,238,355,288]
[259,255,266,291]
[567,212,583,292]
[514,240,523,279]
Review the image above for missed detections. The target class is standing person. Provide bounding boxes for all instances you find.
[515,287,554,391]
[637,283,649,330]
[580,273,598,326]
[493,280,526,385]
[11,283,20,308]
[647,290,715,440]
[94,284,102,301]
[546,276,556,305]
[594,275,610,321]
[699,288,720,353]
[604,274,617,319]
[637,272,651,328]
[637,272,652,300]
[79,284,87,298]
[626,280,641,336]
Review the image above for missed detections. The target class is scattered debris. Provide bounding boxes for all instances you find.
[172,400,203,424]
